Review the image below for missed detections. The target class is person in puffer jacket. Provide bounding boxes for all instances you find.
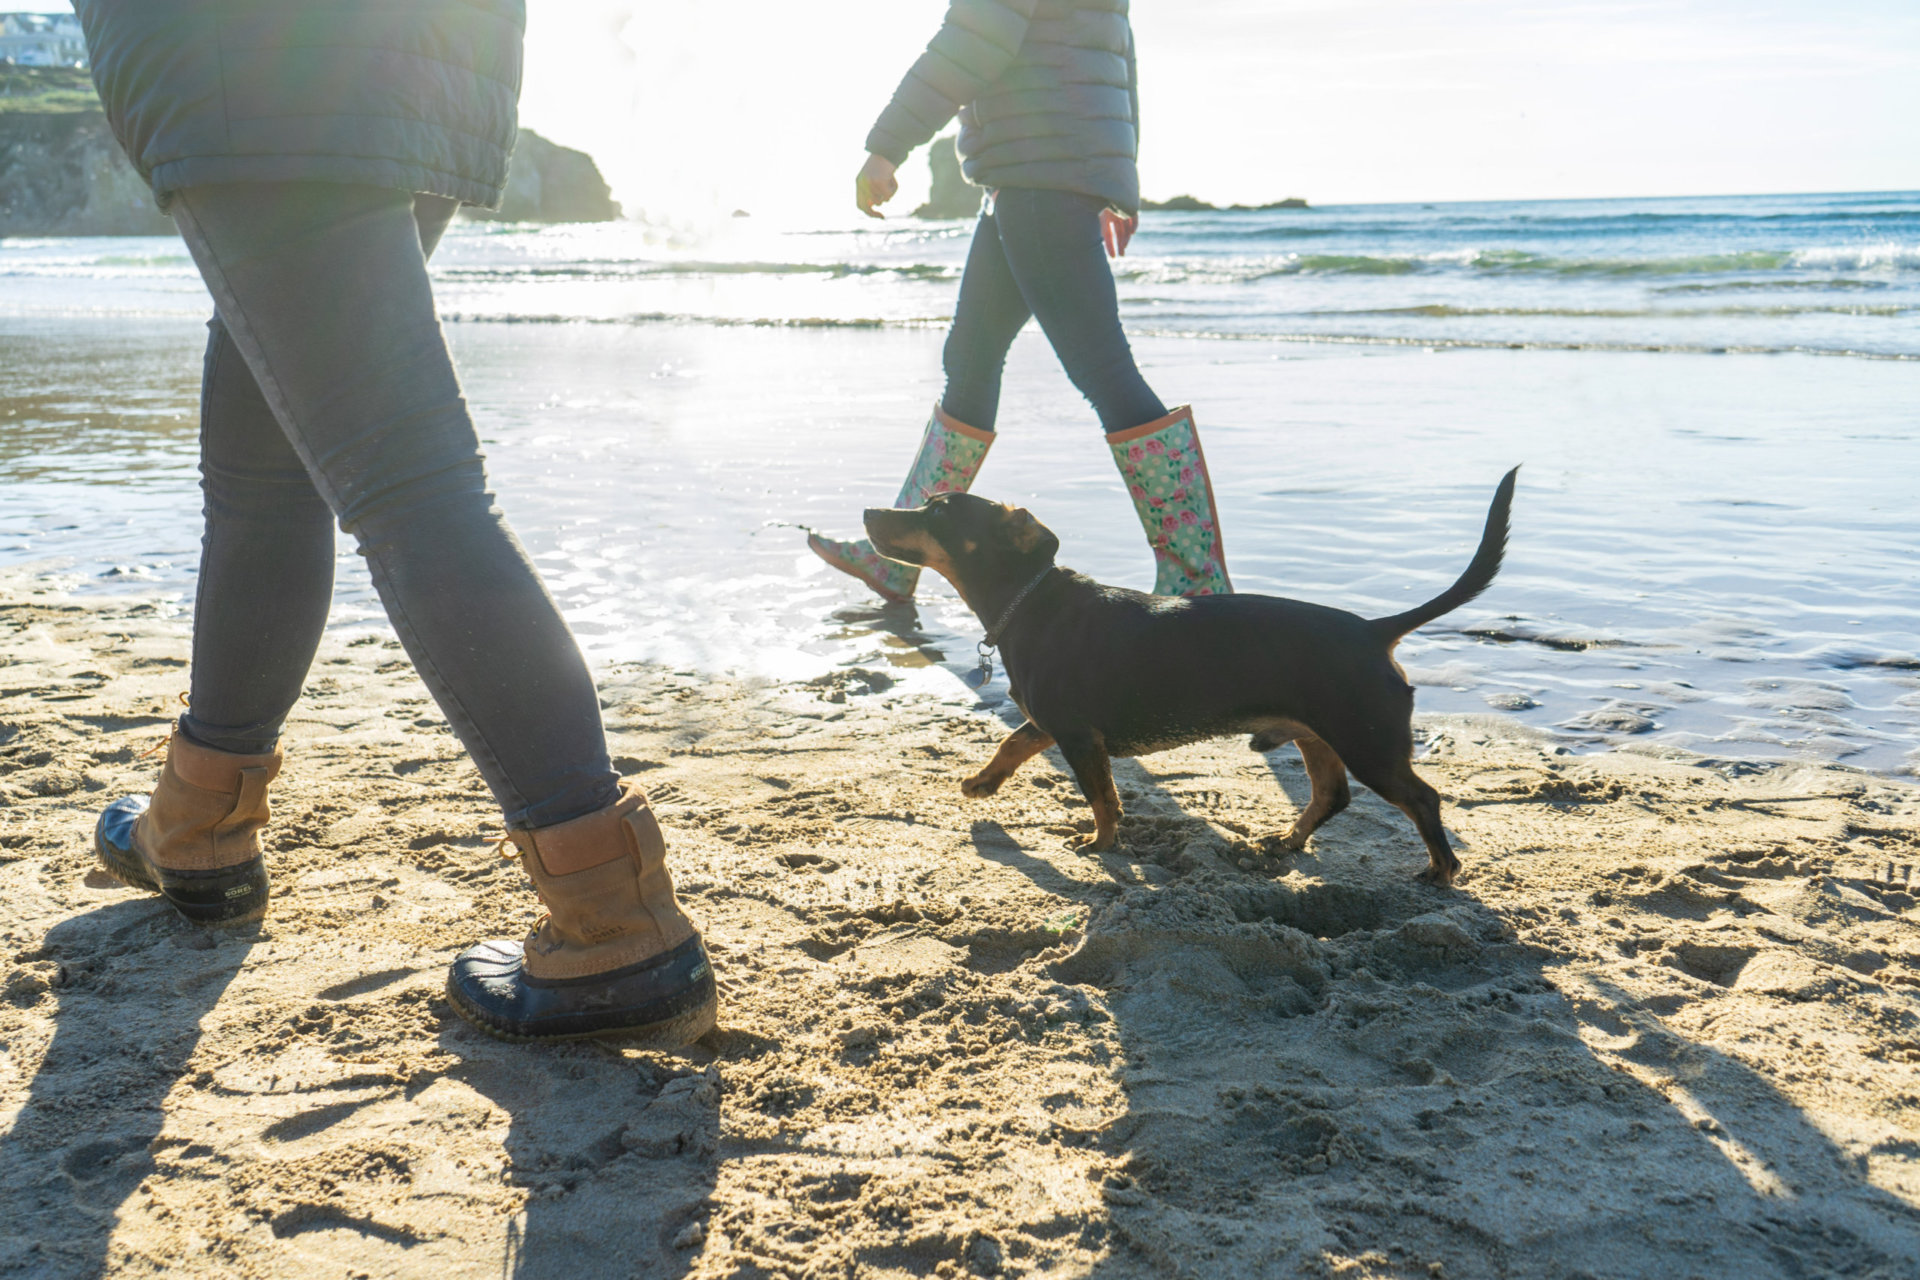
[72,0,716,1047]
[808,0,1232,602]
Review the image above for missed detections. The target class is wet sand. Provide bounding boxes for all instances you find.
[7,315,1919,776]
[4,583,1920,1278]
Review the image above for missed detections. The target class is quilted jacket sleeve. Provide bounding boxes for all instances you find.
[1125,25,1138,160]
[865,0,1041,165]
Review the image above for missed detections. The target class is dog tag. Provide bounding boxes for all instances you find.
[965,641,996,690]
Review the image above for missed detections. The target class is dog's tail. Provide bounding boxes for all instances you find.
[1369,466,1519,644]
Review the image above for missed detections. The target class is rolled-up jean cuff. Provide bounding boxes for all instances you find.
[178,713,280,758]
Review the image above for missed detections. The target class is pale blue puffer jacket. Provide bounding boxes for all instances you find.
[73,0,524,209]
[866,0,1140,215]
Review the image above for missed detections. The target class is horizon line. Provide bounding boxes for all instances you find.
[1131,186,1920,212]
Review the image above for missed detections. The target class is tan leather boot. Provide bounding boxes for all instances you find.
[446,784,717,1044]
[94,733,280,924]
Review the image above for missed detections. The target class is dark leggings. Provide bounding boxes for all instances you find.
[940,186,1166,434]
[170,183,619,830]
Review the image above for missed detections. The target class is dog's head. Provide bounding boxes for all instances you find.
[864,493,1059,609]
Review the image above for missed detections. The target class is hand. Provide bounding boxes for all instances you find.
[1101,208,1138,258]
[856,153,898,219]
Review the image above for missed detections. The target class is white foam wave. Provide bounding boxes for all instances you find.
[1787,243,1920,272]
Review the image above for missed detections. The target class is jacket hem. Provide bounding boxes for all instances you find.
[972,172,1137,218]
[150,155,504,210]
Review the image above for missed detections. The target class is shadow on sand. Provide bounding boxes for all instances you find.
[965,736,1920,1277]
[0,900,257,1278]
[0,894,722,1279]
[431,1018,724,1280]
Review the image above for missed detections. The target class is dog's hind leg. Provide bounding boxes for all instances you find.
[962,722,1056,798]
[1346,754,1460,886]
[1277,735,1351,852]
[1054,731,1121,852]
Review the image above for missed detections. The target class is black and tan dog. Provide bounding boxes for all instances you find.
[864,470,1517,886]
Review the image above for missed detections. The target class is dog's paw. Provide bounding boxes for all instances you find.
[1249,730,1290,753]
[1072,833,1118,854]
[1415,861,1460,888]
[960,773,1002,799]
[1275,828,1311,854]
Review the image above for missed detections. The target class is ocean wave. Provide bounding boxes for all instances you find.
[437,311,944,330]
[430,260,958,282]
[1313,303,1916,319]
[1786,243,1920,271]
[1114,245,1920,283]
[1651,279,1892,295]
[432,309,1920,358]
[1123,327,1920,360]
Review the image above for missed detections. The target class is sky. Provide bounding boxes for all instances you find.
[521,0,1920,220]
[21,1,1920,220]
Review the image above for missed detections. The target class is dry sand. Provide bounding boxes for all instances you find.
[4,583,1920,1279]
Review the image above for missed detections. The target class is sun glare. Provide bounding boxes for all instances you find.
[519,0,936,229]
[519,0,1920,224]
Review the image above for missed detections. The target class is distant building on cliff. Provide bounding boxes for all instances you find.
[0,13,87,68]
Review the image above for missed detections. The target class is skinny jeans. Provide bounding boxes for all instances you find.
[940,187,1166,434]
[170,182,619,830]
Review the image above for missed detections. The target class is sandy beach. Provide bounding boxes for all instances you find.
[4,581,1919,1278]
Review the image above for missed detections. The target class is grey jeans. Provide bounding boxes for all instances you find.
[170,182,619,830]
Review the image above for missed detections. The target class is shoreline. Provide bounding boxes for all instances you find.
[7,317,1919,780]
[4,587,1919,1276]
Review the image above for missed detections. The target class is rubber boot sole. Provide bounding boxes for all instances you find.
[95,795,270,925]
[446,935,719,1046]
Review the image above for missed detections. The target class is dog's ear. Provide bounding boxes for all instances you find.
[1003,506,1050,555]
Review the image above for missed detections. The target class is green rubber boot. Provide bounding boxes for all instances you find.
[809,404,993,602]
[1108,406,1233,596]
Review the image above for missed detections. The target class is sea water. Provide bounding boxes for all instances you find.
[2,192,1916,774]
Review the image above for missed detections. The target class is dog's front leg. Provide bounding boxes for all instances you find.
[962,722,1056,798]
[1055,731,1120,851]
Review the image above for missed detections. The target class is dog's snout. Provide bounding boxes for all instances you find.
[863,507,923,563]
[863,507,906,541]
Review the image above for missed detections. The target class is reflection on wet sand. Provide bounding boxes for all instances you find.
[4,313,1918,778]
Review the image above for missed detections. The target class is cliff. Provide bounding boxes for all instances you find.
[911,134,981,220]
[1140,194,1309,212]
[0,69,170,235]
[0,67,619,235]
[460,128,620,224]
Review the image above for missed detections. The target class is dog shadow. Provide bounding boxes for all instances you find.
[0,900,258,1279]
[943,706,1920,1273]
[958,747,1920,1275]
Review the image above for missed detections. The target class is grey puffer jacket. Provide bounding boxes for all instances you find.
[866,0,1139,215]
[73,0,524,209]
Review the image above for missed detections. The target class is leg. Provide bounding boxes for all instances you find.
[993,189,1230,594]
[183,193,464,754]
[938,207,1034,432]
[962,722,1055,797]
[1341,746,1460,886]
[1053,731,1120,852]
[170,183,617,830]
[991,188,1166,433]
[1277,735,1351,852]
[181,316,337,753]
[1390,767,1459,887]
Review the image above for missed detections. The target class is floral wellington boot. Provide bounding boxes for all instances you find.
[1108,406,1232,596]
[809,404,993,602]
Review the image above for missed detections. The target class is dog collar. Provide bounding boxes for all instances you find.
[983,563,1057,647]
